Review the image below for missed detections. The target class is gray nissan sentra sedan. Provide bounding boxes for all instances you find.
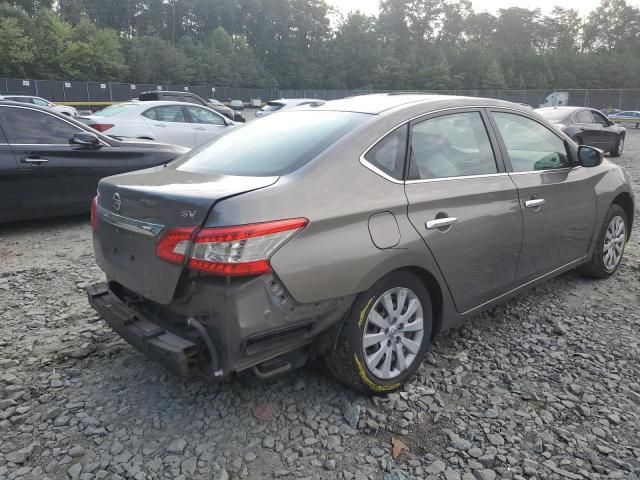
[88,94,634,394]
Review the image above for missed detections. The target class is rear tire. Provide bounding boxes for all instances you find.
[610,135,624,157]
[326,271,432,395]
[579,204,627,278]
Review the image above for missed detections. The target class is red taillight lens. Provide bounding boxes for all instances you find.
[91,196,98,231]
[155,219,308,276]
[90,123,114,132]
[155,227,197,264]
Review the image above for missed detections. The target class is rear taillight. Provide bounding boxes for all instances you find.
[90,123,114,132]
[91,196,98,230]
[155,219,308,276]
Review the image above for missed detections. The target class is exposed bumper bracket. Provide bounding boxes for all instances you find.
[87,282,200,377]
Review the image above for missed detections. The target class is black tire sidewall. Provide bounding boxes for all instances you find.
[344,271,432,393]
[591,204,627,276]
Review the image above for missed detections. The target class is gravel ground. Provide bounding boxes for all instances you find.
[1,130,639,480]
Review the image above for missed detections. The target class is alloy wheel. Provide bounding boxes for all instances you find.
[362,287,425,380]
[617,136,625,156]
[603,215,625,272]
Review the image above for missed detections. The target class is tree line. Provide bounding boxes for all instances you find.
[1,0,640,90]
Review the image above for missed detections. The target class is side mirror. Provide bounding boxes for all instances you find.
[70,132,100,148]
[578,145,603,167]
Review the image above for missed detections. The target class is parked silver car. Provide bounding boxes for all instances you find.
[0,95,78,116]
[88,94,634,394]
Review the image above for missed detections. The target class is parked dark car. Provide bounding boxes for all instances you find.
[536,106,626,156]
[138,91,244,122]
[0,101,188,223]
[88,94,634,394]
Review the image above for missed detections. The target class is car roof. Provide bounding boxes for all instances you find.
[0,95,35,99]
[295,93,533,115]
[105,100,211,108]
[140,90,200,96]
[536,106,587,113]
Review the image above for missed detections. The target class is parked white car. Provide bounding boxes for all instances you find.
[0,95,78,116]
[255,98,323,117]
[79,101,237,148]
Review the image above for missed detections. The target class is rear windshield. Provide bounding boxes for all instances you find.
[94,103,138,116]
[175,110,369,176]
[261,102,284,112]
[536,109,569,122]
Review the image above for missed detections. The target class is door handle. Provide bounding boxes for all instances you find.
[152,123,166,127]
[524,198,545,208]
[426,217,458,229]
[20,156,48,165]
[194,127,206,131]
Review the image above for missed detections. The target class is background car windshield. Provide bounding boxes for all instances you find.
[95,104,138,116]
[261,102,284,112]
[175,111,368,176]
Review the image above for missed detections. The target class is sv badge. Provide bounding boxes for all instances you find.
[180,210,198,218]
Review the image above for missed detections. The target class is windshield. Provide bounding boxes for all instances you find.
[94,103,139,116]
[536,109,569,122]
[175,110,369,176]
[261,102,284,112]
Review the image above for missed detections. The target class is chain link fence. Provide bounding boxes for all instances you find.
[2,78,640,111]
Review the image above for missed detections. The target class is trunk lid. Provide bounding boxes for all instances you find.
[94,166,278,304]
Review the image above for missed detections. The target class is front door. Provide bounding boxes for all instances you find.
[142,105,196,148]
[184,105,228,147]
[591,110,620,151]
[404,110,523,313]
[490,110,597,282]
[0,105,128,216]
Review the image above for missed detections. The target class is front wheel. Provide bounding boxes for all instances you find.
[326,271,432,395]
[610,135,624,157]
[579,204,627,278]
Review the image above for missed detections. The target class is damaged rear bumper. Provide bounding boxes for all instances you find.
[87,283,203,377]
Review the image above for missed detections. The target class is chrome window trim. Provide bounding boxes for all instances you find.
[97,205,165,237]
[509,166,577,175]
[405,172,509,184]
[0,104,110,147]
[359,104,531,183]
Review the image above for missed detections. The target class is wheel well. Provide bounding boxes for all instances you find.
[612,192,634,238]
[404,266,444,339]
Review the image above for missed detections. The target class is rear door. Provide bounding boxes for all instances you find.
[489,110,596,282]
[184,105,228,146]
[404,109,523,313]
[141,105,195,148]
[0,105,128,215]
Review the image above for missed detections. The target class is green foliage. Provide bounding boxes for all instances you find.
[2,0,640,89]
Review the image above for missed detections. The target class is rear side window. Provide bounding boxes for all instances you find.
[155,105,186,122]
[575,111,593,124]
[176,110,368,176]
[493,112,570,172]
[409,112,497,180]
[1,107,81,144]
[364,125,408,179]
[141,108,158,120]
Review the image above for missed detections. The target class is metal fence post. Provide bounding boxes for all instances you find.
[584,89,589,107]
[618,89,623,110]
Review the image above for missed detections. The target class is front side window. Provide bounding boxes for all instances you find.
[176,110,368,176]
[592,111,609,126]
[154,105,186,123]
[185,106,225,125]
[1,107,81,144]
[493,112,570,172]
[575,111,593,124]
[363,125,408,179]
[409,112,497,180]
